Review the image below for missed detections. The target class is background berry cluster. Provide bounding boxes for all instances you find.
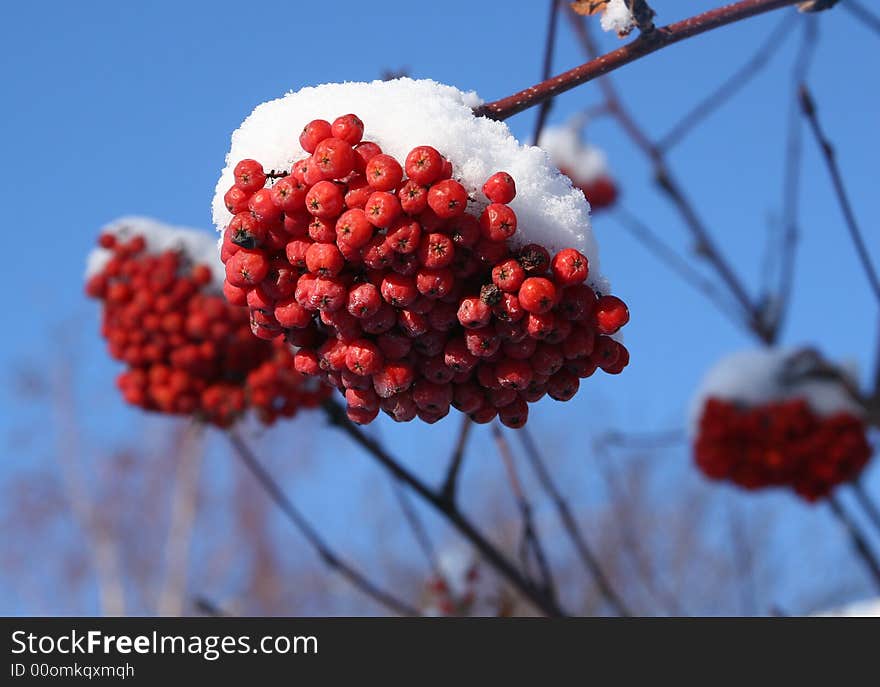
[695,398,871,501]
[86,232,329,427]
[219,113,631,426]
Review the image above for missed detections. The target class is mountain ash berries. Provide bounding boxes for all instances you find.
[86,228,328,426]
[218,113,631,426]
[695,398,870,502]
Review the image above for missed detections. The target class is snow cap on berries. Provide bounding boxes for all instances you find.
[87,216,225,287]
[212,78,609,293]
[688,348,863,434]
[538,122,610,187]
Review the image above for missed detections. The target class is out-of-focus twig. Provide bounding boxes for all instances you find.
[518,427,632,616]
[827,493,880,592]
[532,0,562,144]
[843,0,880,36]
[657,14,793,151]
[440,416,473,503]
[853,480,880,539]
[491,425,557,599]
[226,429,420,617]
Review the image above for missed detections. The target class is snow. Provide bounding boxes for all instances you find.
[815,597,880,617]
[212,78,609,293]
[86,216,225,287]
[601,0,636,36]
[538,122,609,185]
[689,348,864,434]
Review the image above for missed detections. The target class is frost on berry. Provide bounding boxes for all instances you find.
[211,80,631,425]
[86,218,329,427]
[690,349,871,502]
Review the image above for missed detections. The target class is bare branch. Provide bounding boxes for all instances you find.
[474,0,801,121]
[852,480,880,539]
[491,424,557,600]
[391,480,441,578]
[440,415,473,504]
[827,493,880,592]
[532,0,563,145]
[321,400,567,616]
[226,429,420,617]
[657,15,793,151]
[842,0,880,35]
[518,426,632,616]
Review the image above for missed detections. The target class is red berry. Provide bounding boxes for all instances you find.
[482,172,516,204]
[594,295,629,334]
[498,398,529,429]
[412,380,453,413]
[335,208,374,249]
[228,212,268,249]
[405,146,445,185]
[305,242,344,277]
[366,154,404,191]
[234,159,266,194]
[518,277,557,314]
[299,119,332,153]
[347,282,382,319]
[457,297,492,329]
[225,249,269,288]
[365,191,401,228]
[551,248,589,286]
[269,177,307,213]
[386,217,422,254]
[313,137,356,180]
[479,204,517,242]
[305,180,344,218]
[344,175,373,209]
[224,185,251,214]
[353,141,382,171]
[399,180,429,215]
[248,188,282,222]
[547,369,579,401]
[447,215,481,248]
[417,232,455,269]
[345,339,384,376]
[518,244,550,274]
[380,273,418,308]
[492,259,526,293]
[274,297,312,329]
[331,114,364,145]
[415,268,454,299]
[427,179,468,219]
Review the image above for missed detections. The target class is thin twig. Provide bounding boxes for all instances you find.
[657,14,793,151]
[799,84,880,304]
[518,426,632,616]
[475,0,801,121]
[440,415,473,503]
[769,18,818,335]
[852,480,880,539]
[799,82,880,395]
[827,493,880,592]
[565,5,774,343]
[491,424,557,599]
[391,479,441,578]
[613,206,749,329]
[843,0,880,36]
[532,0,562,145]
[226,429,420,617]
[322,400,567,616]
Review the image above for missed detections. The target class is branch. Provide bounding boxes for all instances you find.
[391,479,441,578]
[852,480,880,539]
[843,0,880,36]
[226,429,420,617]
[321,400,567,616]
[474,0,801,121]
[532,0,563,145]
[518,426,632,616]
[563,4,774,342]
[656,14,793,151]
[491,425,557,600]
[828,493,880,592]
[440,415,473,503]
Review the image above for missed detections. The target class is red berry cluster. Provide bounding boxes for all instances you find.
[695,398,871,502]
[85,232,329,427]
[219,113,630,427]
[425,564,479,616]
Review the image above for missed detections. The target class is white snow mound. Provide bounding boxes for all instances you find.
[86,216,225,288]
[539,123,609,184]
[212,78,609,293]
[688,348,863,434]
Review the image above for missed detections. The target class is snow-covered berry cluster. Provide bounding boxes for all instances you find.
[539,123,618,212]
[85,219,328,427]
[691,349,872,502]
[219,113,630,426]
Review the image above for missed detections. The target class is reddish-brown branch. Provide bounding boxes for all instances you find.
[474,0,801,121]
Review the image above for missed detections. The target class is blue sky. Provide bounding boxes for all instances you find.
[1,1,878,614]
